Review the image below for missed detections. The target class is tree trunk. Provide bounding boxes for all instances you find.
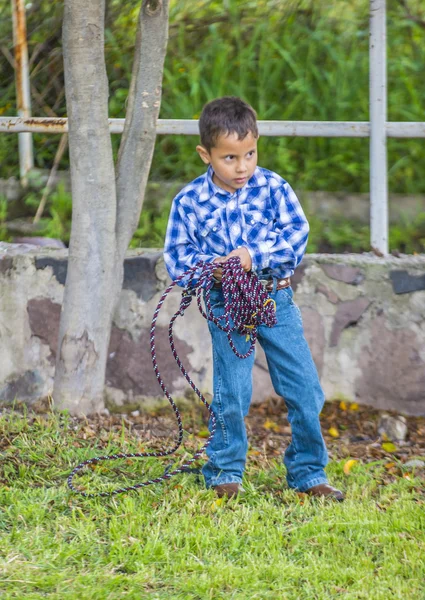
[53,0,169,414]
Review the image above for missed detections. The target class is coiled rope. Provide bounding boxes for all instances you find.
[67,257,277,497]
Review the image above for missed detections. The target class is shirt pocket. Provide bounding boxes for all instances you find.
[199,217,226,254]
[244,210,272,241]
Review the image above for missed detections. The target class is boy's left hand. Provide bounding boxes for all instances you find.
[226,247,252,272]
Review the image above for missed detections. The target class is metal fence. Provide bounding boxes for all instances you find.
[1,0,425,255]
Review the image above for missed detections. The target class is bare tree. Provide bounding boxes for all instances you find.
[53,0,169,414]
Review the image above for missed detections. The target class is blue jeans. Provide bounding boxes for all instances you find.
[203,285,329,492]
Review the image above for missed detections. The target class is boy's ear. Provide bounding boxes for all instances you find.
[196,145,211,165]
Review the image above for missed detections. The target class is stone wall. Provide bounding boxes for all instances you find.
[1,242,424,415]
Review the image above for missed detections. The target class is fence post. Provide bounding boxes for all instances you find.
[11,0,34,186]
[370,0,388,255]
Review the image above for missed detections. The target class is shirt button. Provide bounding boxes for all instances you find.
[213,227,217,232]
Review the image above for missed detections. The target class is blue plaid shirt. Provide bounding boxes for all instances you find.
[164,166,309,287]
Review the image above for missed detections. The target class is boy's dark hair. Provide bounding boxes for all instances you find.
[199,96,258,151]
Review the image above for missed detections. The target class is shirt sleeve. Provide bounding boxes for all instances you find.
[163,198,217,287]
[246,181,309,273]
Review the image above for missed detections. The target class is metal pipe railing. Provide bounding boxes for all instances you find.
[11,0,34,185]
[1,117,424,138]
[370,0,388,254]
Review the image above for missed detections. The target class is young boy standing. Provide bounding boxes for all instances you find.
[163,97,344,501]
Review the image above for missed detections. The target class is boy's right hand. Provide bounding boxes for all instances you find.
[212,256,226,281]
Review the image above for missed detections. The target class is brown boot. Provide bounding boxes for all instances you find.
[303,483,344,502]
[213,483,246,498]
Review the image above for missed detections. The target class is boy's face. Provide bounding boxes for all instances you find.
[196,131,258,194]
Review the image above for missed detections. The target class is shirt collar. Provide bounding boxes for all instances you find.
[198,166,267,203]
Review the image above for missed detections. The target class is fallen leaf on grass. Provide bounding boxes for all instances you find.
[263,419,280,433]
[382,442,397,452]
[248,449,262,456]
[343,459,358,474]
[81,427,96,439]
[328,427,339,438]
[384,462,396,470]
[211,498,225,510]
[197,429,210,438]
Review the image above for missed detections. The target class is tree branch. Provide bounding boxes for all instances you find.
[115,0,169,257]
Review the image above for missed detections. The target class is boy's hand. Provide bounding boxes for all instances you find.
[226,247,252,272]
[212,256,226,281]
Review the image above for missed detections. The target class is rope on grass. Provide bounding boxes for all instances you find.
[67,257,277,497]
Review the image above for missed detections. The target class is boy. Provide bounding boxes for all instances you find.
[164,97,343,501]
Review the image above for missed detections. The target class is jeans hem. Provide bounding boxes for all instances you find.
[205,475,243,488]
[288,476,328,492]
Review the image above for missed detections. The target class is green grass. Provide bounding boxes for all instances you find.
[1,409,424,599]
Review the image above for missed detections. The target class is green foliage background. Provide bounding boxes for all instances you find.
[0,0,424,251]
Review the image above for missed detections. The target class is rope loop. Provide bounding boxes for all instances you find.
[67,258,277,497]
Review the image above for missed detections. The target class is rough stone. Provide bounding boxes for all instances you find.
[404,459,425,469]
[377,412,408,441]
[104,386,127,408]
[0,241,37,255]
[356,317,425,416]
[0,257,13,274]
[35,257,68,285]
[123,253,163,301]
[291,263,306,292]
[390,270,425,294]
[300,307,326,377]
[315,284,340,304]
[27,298,61,362]
[330,297,371,346]
[0,370,44,403]
[14,237,66,249]
[106,324,193,397]
[321,263,365,285]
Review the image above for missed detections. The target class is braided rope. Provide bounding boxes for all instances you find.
[67,257,277,497]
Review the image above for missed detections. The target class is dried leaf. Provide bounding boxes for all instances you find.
[263,419,280,432]
[382,442,397,452]
[82,426,96,438]
[349,403,359,411]
[339,401,348,410]
[248,449,262,456]
[384,462,396,470]
[211,498,225,510]
[328,426,340,438]
[343,459,358,474]
[197,429,210,438]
